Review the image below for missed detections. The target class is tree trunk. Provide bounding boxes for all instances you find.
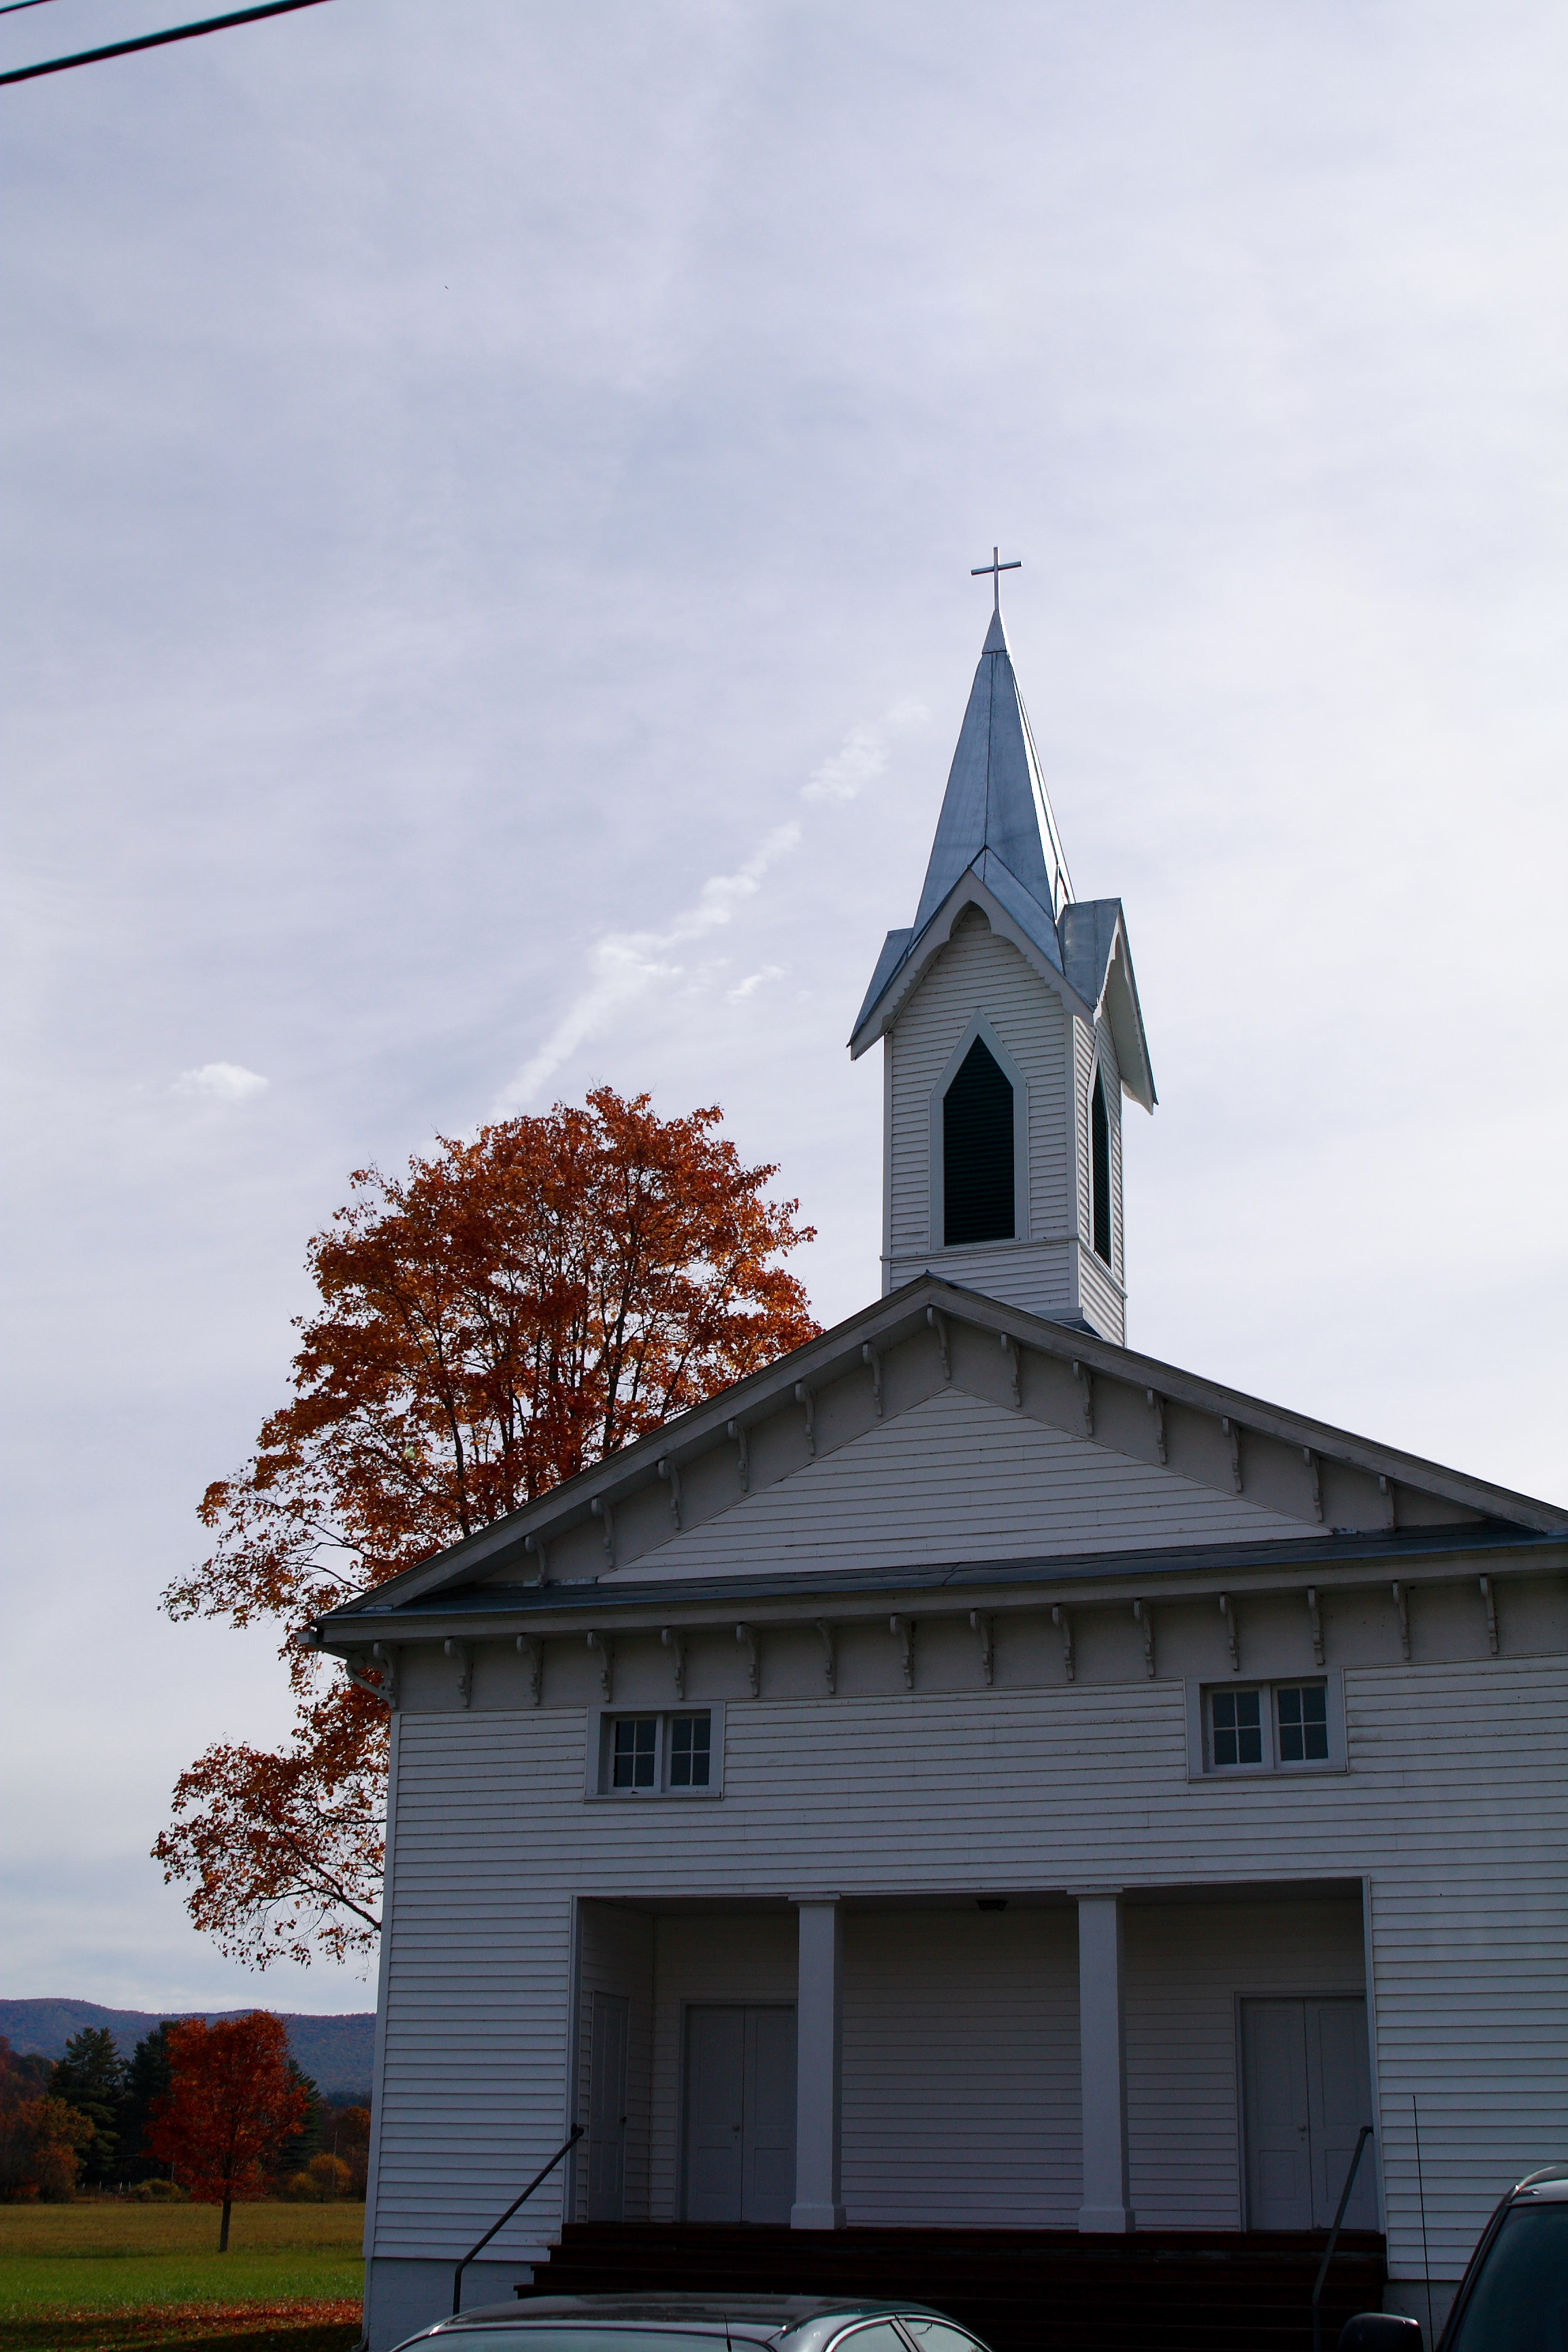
[219,2196,232,2253]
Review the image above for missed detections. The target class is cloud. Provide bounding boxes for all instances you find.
[489,826,800,1115]
[171,1062,269,1103]
[490,702,927,1117]
[804,722,887,804]
[803,699,928,804]
[728,964,786,1002]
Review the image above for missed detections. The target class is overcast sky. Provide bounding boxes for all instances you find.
[3,0,1565,2016]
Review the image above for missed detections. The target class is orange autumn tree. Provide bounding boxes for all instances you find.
[147,2014,307,2248]
[0,2042,96,2202]
[157,1088,819,1965]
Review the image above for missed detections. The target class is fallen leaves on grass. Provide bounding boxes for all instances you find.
[0,2298,361,2352]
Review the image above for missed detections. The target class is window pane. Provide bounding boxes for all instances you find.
[1277,1684,1328,1763]
[1212,1688,1263,1767]
[669,1714,710,1788]
[611,1718,658,1790]
[428,2335,726,2352]
[1446,2203,1568,2352]
[828,2328,910,2352]
[902,2323,988,2352]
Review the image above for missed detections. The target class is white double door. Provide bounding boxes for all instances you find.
[683,2004,797,2225]
[1241,1996,1377,2230]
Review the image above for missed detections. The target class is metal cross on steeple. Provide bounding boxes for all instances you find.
[970,546,1021,615]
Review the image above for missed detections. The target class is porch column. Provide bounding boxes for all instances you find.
[791,1895,845,2229]
[1077,1892,1135,2233]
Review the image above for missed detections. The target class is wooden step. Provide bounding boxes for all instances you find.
[515,2223,1387,2352]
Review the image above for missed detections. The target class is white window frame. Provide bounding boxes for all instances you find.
[928,1011,1030,1252]
[1184,1671,1346,1780]
[585,1703,725,1800]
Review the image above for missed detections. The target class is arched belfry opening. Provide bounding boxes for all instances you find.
[1091,1066,1113,1268]
[943,1036,1015,1245]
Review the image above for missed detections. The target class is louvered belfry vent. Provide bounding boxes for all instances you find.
[943,1037,1015,1245]
[1092,1066,1112,1267]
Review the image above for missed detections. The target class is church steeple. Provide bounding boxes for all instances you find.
[850,590,1154,1345]
[909,603,1073,947]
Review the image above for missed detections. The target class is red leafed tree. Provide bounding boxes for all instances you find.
[146,2014,308,2248]
[157,1088,818,1965]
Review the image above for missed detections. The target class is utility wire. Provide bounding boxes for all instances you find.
[0,0,333,82]
[0,4,74,22]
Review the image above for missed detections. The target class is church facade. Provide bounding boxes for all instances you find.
[317,606,1567,2352]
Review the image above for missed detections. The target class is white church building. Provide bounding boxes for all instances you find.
[318,599,1567,2352]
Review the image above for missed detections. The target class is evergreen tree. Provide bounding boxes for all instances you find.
[50,2029,127,2181]
[121,2025,176,2180]
[270,2062,323,2185]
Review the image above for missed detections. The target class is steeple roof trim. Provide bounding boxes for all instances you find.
[848,866,1093,1059]
[848,872,1156,1112]
[849,927,913,1044]
[910,614,1073,944]
[976,847,1068,967]
[1060,898,1157,1111]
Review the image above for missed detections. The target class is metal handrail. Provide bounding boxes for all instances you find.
[452,2126,584,2316]
[1312,2125,1376,2352]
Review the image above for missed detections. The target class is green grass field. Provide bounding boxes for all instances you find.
[0,2203,363,2352]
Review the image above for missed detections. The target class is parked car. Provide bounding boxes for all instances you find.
[393,2296,995,2352]
[1337,2165,1568,2352]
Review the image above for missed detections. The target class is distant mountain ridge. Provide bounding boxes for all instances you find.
[0,1999,374,2102]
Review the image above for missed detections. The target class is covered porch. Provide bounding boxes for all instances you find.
[568,1880,1382,2240]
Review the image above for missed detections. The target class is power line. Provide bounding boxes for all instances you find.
[0,5,74,22]
[0,0,334,83]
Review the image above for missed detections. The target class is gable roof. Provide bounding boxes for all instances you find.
[314,1273,1565,1643]
[585,1383,1322,1582]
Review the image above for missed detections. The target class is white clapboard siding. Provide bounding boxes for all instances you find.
[1124,1897,1367,2228]
[1077,1246,1124,1347]
[1356,1665,1568,2276]
[373,1654,1567,2277]
[1071,1014,1126,1353]
[883,1237,1084,1325]
[606,1386,1315,1582]
[371,1713,584,2261]
[841,1908,1081,2226]
[887,909,1071,1260]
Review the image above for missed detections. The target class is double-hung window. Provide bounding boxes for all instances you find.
[593,1709,719,1797]
[1190,1676,1343,1776]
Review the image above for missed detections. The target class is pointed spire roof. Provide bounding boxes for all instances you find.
[849,604,1155,1109]
[909,607,1073,947]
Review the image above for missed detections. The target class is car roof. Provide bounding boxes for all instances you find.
[1513,2173,1568,2202]
[433,2296,953,2341]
